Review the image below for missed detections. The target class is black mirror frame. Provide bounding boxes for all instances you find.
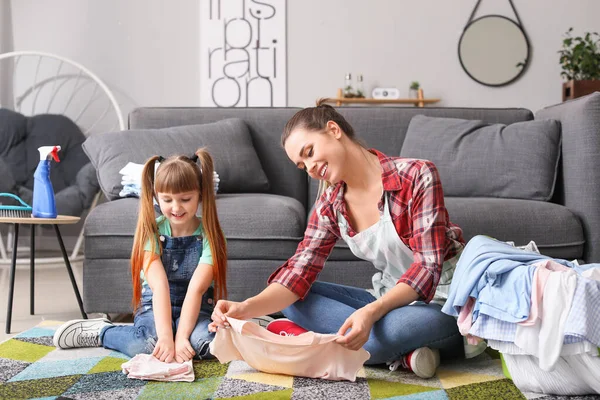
[458,14,530,87]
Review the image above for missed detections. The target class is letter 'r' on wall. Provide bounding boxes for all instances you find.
[200,0,287,107]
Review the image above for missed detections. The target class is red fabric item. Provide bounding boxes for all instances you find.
[266,318,309,336]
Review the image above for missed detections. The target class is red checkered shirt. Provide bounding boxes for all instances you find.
[268,149,465,303]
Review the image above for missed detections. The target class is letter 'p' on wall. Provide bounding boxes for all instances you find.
[200,0,287,107]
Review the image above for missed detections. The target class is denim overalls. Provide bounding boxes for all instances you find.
[101,232,216,359]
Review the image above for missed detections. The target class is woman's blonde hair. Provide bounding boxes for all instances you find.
[130,148,227,309]
[281,99,366,198]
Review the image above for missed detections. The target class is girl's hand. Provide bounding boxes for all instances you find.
[208,299,246,332]
[174,336,195,363]
[335,307,377,351]
[153,337,176,363]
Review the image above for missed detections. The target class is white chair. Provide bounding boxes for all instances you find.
[0,51,124,272]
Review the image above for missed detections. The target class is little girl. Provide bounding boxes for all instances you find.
[53,148,227,363]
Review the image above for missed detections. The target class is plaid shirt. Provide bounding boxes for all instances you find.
[268,149,465,303]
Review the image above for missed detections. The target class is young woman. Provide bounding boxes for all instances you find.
[209,101,466,379]
[54,149,227,364]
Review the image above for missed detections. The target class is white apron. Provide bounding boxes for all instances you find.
[337,193,459,305]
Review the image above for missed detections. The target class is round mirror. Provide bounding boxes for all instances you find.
[458,15,529,86]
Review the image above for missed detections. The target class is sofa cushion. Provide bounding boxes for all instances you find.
[0,109,89,193]
[85,194,305,260]
[444,197,584,260]
[400,115,561,201]
[322,197,583,262]
[82,118,270,200]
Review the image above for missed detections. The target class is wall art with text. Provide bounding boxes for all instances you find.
[200,0,287,107]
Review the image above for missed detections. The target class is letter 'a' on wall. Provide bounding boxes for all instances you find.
[200,0,287,107]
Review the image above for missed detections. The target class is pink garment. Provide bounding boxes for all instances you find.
[582,267,600,281]
[458,297,476,335]
[121,354,194,382]
[210,317,370,381]
[457,297,483,345]
[520,260,570,326]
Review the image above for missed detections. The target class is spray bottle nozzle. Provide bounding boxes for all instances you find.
[38,146,61,163]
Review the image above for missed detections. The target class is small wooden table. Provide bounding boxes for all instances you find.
[0,215,87,333]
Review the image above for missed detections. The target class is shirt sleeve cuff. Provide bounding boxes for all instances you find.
[397,267,434,303]
[267,266,312,299]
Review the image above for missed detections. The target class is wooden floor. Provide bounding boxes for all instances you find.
[0,262,88,342]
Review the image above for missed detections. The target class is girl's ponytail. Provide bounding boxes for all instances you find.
[130,155,161,309]
[196,148,228,301]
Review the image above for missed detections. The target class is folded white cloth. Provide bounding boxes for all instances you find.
[503,352,600,395]
[119,162,146,181]
[121,354,194,382]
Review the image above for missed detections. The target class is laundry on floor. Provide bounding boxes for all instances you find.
[121,353,195,382]
[443,235,600,396]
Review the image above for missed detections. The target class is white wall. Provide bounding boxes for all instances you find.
[9,0,600,117]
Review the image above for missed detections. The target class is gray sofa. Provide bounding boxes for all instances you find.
[81,93,600,314]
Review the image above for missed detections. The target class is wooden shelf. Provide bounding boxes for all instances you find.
[324,88,440,107]
[323,97,440,106]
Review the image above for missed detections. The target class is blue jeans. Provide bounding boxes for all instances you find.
[283,281,464,365]
[100,303,214,359]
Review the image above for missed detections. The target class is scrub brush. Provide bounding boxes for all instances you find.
[0,193,33,218]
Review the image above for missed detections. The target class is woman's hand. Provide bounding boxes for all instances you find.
[335,306,377,351]
[208,299,247,332]
[174,336,195,363]
[153,336,176,363]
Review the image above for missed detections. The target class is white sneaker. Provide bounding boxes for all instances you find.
[464,338,488,359]
[389,347,440,379]
[53,318,113,349]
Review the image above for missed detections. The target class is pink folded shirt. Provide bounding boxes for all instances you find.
[210,317,370,381]
[121,353,194,382]
[520,260,570,326]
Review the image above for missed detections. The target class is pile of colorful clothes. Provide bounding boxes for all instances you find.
[443,236,600,395]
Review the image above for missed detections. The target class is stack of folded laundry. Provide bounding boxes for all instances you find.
[118,162,220,198]
[121,354,194,382]
[442,235,600,396]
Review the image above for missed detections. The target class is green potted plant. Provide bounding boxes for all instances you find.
[409,81,420,98]
[559,27,600,100]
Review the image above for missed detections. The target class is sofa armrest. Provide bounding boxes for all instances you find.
[535,92,600,262]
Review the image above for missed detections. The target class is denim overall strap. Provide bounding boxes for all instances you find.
[141,233,214,313]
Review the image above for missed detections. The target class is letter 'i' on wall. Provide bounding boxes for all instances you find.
[200,0,287,107]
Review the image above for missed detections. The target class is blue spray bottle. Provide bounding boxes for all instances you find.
[32,145,61,218]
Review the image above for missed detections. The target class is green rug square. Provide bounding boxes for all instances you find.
[193,359,229,380]
[0,374,81,398]
[0,339,55,363]
[446,378,525,400]
[88,356,127,374]
[139,376,222,399]
[368,379,437,399]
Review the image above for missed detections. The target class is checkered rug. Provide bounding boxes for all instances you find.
[0,321,595,400]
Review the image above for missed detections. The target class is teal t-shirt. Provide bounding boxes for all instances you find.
[141,216,214,285]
